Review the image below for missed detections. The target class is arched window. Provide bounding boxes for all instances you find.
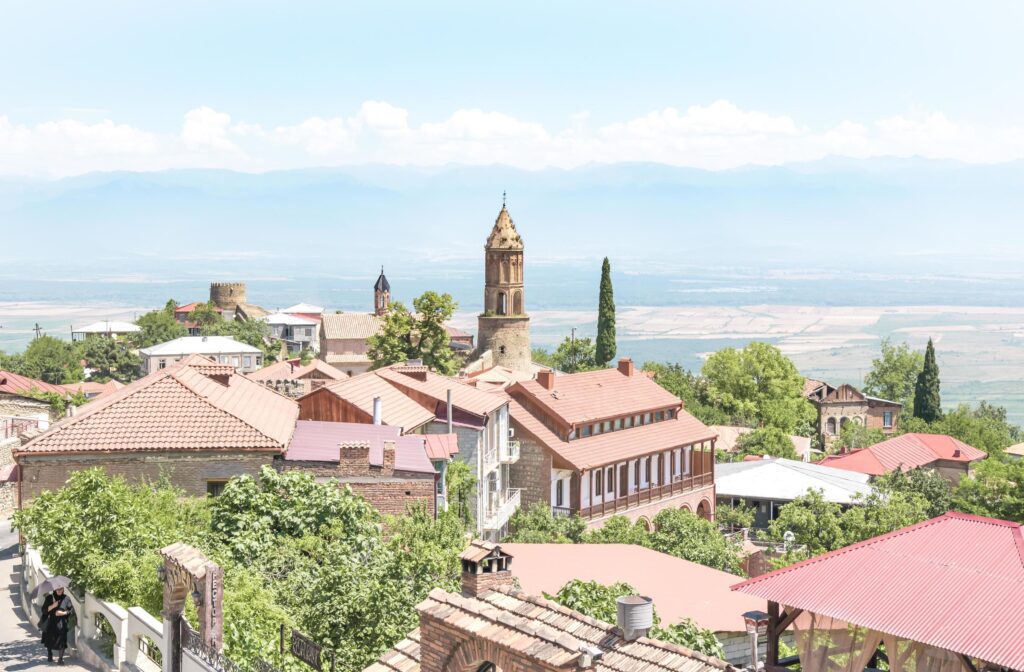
[840,416,850,430]
[826,417,837,435]
[512,291,523,315]
[496,292,507,315]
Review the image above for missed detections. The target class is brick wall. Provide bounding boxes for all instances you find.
[277,458,436,516]
[865,404,900,434]
[507,434,551,510]
[18,452,275,503]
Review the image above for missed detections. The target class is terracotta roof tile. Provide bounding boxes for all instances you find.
[14,354,297,456]
[321,313,383,340]
[377,366,507,417]
[247,359,345,383]
[512,368,681,426]
[306,372,435,432]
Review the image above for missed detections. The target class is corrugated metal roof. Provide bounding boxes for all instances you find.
[732,512,1024,670]
[0,370,69,397]
[423,433,459,460]
[715,457,872,504]
[819,433,987,476]
[310,372,435,432]
[139,336,262,356]
[377,366,507,417]
[286,420,433,473]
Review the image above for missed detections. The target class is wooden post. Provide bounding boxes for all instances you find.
[767,601,780,667]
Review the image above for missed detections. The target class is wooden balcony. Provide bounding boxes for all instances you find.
[577,471,713,521]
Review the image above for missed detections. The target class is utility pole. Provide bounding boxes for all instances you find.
[33,323,43,339]
[570,327,577,373]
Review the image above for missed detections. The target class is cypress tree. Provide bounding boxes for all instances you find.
[596,257,616,365]
[913,338,942,422]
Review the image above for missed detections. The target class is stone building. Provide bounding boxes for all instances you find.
[804,380,902,448]
[209,282,246,313]
[13,355,298,503]
[366,540,736,672]
[474,200,532,374]
[278,420,441,516]
[505,358,718,530]
[1,370,66,439]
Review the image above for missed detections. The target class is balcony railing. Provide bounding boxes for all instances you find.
[482,488,521,531]
[551,506,572,518]
[577,471,713,521]
[500,440,521,464]
[1,416,40,440]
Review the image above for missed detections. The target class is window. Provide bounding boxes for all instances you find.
[206,481,227,497]
[603,421,612,433]
[555,479,564,507]
[594,469,602,495]
[650,455,658,485]
[219,355,229,363]
[613,418,622,430]
[644,413,653,425]
[158,359,167,369]
[606,467,614,494]
[593,423,601,435]
[634,415,641,426]
[826,417,837,435]
[883,411,893,429]
[667,409,675,419]
[582,425,592,438]
[256,356,263,366]
[656,411,665,421]
[644,458,651,485]
[231,356,240,367]
[499,345,506,355]
[624,416,633,429]
[243,355,252,368]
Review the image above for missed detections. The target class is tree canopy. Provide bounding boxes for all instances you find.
[532,335,603,374]
[701,342,815,434]
[367,292,459,375]
[952,456,1024,524]
[642,362,730,425]
[900,401,1020,454]
[132,302,188,348]
[913,338,942,422]
[735,427,800,460]
[77,336,142,382]
[833,422,886,453]
[862,337,924,409]
[6,335,84,384]
[595,257,616,366]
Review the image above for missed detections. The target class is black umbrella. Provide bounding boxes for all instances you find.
[30,576,71,599]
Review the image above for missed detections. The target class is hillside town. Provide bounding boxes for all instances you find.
[1,200,1022,672]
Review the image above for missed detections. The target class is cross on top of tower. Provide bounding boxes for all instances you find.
[502,190,507,208]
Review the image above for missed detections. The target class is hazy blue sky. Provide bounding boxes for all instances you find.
[2,2,1023,175]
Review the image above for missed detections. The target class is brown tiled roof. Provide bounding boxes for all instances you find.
[0,370,69,397]
[15,355,298,456]
[308,372,435,432]
[321,313,383,340]
[801,377,827,397]
[512,368,681,426]
[508,398,716,471]
[368,585,733,672]
[248,359,345,382]
[377,366,507,417]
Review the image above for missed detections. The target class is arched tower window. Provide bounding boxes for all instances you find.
[512,291,523,315]
[496,292,507,315]
[826,417,837,435]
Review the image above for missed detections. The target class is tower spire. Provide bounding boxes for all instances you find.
[502,190,507,208]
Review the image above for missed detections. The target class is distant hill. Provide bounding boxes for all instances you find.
[3,159,1023,277]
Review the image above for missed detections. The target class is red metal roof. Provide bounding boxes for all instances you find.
[423,433,459,461]
[819,432,987,476]
[285,420,434,474]
[733,512,1024,670]
[0,370,69,397]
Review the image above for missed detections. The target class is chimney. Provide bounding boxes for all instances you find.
[372,396,382,425]
[537,369,555,391]
[954,448,961,457]
[382,440,396,473]
[616,596,653,641]
[447,389,454,434]
[617,358,635,377]
[460,540,515,597]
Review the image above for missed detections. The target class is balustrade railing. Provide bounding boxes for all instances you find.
[577,471,713,520]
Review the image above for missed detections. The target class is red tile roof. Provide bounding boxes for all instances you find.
[377,366,507,417]
[306,372,435,432]
[0,370,69,397]
[507,397,716,471]
[818,432,987,476]
[423,433,459,461]
[58,380,125,399]
[14,354,298,456]
[511,368,681,427]
[247,359,345,383]
[285,420,434,474]
[174,302,222,314]
[733,512,1024,671]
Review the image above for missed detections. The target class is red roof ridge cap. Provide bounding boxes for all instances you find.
[731,513,955,592]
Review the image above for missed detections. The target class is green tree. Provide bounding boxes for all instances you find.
[913,338,942,422]
[768,489,845,556]
[507,501,586,543]
[642,362,730,425]
[367,293,459,375]
[536,334,602,374]
[862,337,924,409]
[77,336,142,382]
[445,459,477,529]
[900,401,1019,454]
[202,315,275,361]
[17,335,83,383]
[19,387,88,416]
[133,304,187,348]
[582,515,651,545]
[834,423,886,453]
[952,456,1024,523]
[650,508,743,574]
[735,427,799,460]
[190,300,224,327]
[546,579,724,659]
[714,501,755,531]
[702,342,815,433]
[595,257,616,365]
[874,467,952,518]
[840,490,930,544]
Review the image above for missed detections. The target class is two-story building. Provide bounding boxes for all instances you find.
[139,336,264,374]
[506,358,718,530]
[261,312,319,353]
[805,379,902,448]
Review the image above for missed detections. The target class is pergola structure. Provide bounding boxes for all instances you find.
[731,513,1024,672]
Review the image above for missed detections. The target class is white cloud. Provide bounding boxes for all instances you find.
[2,101,1024,176]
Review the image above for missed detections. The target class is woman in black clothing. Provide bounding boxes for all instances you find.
[40,587,73,664]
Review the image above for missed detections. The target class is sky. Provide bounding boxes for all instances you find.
[2,1,1024,176]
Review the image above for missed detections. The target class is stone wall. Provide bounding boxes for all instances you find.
[344,478,436,517]
[507,434,551,510]
[476,315,531,374]
[0,395,55,424]
[18,452,275,503]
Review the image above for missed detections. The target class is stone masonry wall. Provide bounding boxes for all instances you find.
[344,479,436,517]
[507,434,551,510]
[18,452,275,503]
[476,316,531,374]
[0,396,55,424]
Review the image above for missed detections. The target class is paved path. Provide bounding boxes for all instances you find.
[0,517,91,672]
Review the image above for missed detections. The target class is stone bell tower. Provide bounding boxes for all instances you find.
[477,195,531,373]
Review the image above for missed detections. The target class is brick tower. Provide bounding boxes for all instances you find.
[476,196,531,373]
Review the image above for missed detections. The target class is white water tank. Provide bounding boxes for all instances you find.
[616,595,654,641]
